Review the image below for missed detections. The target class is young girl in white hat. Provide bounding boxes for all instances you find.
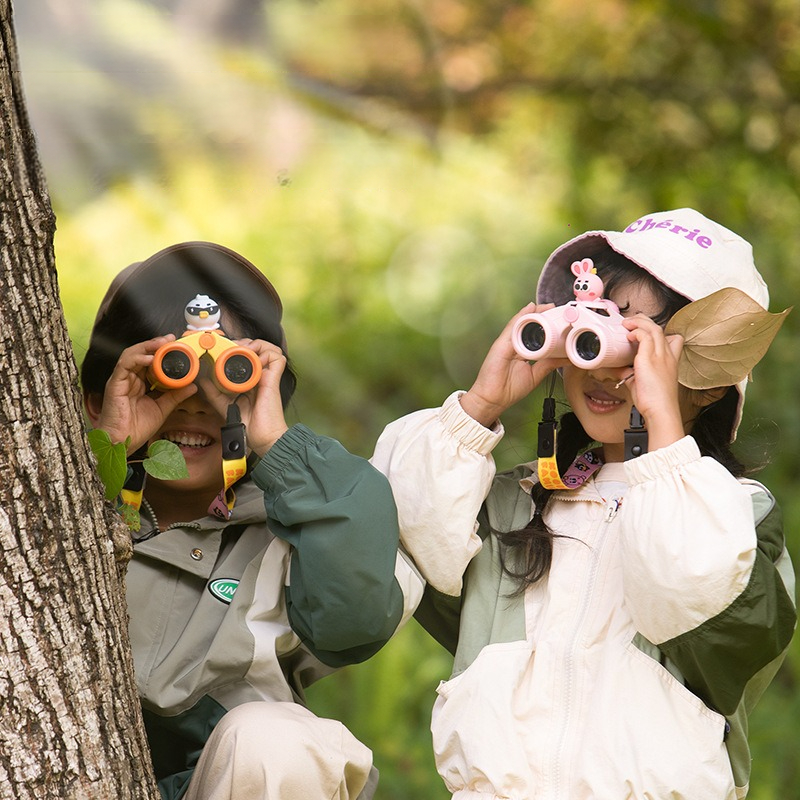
[373,209,795,800]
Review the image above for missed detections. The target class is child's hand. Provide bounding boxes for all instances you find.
[198,339,289,459]
[622,315,687,450]
[460,304,569,428]
[95,336,198,453]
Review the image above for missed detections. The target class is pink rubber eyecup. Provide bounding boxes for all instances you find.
[511,306,572,360]
[565,320,637,369]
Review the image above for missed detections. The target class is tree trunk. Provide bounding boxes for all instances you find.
[0,4,159,798]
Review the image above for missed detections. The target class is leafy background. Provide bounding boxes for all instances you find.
[15,1,800,797]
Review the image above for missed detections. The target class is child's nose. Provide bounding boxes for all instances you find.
[177,364,216,409]
[177,387,212,412]
[587,365,632,386]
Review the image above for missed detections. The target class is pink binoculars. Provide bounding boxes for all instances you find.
[511,258,636,369]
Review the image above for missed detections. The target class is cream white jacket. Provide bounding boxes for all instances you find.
[372,392,796,800]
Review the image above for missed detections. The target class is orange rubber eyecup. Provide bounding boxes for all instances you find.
[150,341,200,390]
[214,347,262,393]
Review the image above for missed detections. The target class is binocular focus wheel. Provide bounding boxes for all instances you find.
[152,342,200,389]
[214,348,262,393]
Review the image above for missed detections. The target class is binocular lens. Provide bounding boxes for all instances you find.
[520,322,547,353]
[574,331,602,361]
[223,354,255,385]
[160,350,193,380]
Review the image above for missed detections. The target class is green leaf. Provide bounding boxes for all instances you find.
[665,288,792,390]
[87,429,129,501]
[118,502,141,532]
[143,440,190,480]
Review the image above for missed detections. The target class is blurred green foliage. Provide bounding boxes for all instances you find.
[15,0,800,797]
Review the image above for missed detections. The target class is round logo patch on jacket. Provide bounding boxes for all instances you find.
[208,578,239,604]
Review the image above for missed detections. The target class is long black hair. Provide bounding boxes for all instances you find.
[498,249,746,589]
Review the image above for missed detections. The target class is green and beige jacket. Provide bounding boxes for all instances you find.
[372,392,796,800]
[128,424,423,798]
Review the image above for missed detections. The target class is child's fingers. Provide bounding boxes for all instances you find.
[111,335,178,383]
[622,315,662,338]
[624,317,673,360]
[122,335,176,359]
[114,345,155,374]
[227,341,290,454]
[237,339,287,387]
[505,302,557,341]
[665,333,685,361]
[514,301,555,317]
[155,383,198,417]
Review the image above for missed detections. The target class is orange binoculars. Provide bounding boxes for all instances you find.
[150,330,262,394]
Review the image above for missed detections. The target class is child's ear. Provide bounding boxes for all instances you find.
[84,392,104,426]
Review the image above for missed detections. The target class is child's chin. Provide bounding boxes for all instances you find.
[176,444,224,476]
[157,458,218,489]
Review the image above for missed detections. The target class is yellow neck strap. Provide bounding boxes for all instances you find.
[209,403,248,520]
[537,397,569,490]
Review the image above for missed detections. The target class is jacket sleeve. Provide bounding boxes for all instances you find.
[251,424,422,668]
[621,435,796,715]
[370,391,504,597]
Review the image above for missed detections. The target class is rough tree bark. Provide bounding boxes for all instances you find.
[0,3,159,798]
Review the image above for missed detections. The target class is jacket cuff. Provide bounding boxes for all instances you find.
[438,391,504,456]
[251,424,317,488]
[624,435,701,485]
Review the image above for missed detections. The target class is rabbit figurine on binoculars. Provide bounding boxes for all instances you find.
[512,258,636,369]
[149,295,262,393]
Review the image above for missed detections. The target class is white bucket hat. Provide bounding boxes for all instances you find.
[536,208,772,439]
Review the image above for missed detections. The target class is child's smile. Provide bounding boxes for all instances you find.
[160,429,216,450]
[582,384,628,415]
[147,392,229,520]
[564,367,633,459]
[156,414,222,468]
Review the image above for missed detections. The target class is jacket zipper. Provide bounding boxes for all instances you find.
[604,495,623,522]
[550,497,614,798]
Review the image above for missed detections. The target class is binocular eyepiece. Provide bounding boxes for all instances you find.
[148,294,262,394]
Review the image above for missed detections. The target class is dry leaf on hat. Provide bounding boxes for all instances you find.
[665,287,791,390]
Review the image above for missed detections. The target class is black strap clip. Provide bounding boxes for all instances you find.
[624,406,648,461]
[221,402,247,460]
[538,397,558,459]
